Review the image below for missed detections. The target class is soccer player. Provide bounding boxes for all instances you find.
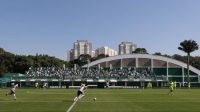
[188,82,191,88]
[173,81,176,90]
[106,81,109,88]
[43,82,48,88]
[35,82,39,88]
[147,82,152,88]
[74,83,87,101]
[6,83,18,100]
[168,81,174,95]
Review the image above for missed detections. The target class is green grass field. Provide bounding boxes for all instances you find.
[1,88,200,112]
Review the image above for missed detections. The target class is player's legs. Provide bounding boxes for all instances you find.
[78,94,84,99]
[6,90,13,96]
[74,91,81,101]
[77,91,83,100]
[74,97,78,101]
[168,89,174,95]
[171,89,173,94]
[13,93,16,100]
[74,91,83,101]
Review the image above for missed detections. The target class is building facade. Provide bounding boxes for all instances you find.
[69,40,92,60]
[91,51,95,58]
[95,46,118,57]
[67,49,74,61]
[119,42,137,55]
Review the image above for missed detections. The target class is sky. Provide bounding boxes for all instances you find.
[0,0,200,60]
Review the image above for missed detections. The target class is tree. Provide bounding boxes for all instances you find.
[178,40,199,87]
[0,48,66,73]
[94,54,109,61]
[13,55,34,73]
[78,54,92,66]
[0,49,15,73]
[132,48,148,54]
[67,61,75,68]
[172,54,185,62]
[153,52,162,56]
[0,71,4,77]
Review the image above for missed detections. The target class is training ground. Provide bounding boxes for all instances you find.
[1,88,200,112]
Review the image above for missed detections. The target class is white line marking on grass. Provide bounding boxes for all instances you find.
[66,95,84,112]
[66,100,77,112]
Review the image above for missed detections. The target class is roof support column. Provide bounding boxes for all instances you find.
[167,62,169,81]
[98,64,101,70]
[120,59,123,70]
[136,58,138,68]
[151,59,154,72]
[198,74,200,83]
[106,61,108,68]
[182,67,185,86]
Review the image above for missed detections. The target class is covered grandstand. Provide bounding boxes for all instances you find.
[83,54,200,87]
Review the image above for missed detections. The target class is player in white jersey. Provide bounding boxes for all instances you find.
[6,83,18,100]
[35,82,39,88]
[74,83,87,101]
[43,82,48,88]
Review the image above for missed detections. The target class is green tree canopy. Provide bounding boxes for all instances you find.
[132,48,148,54]
[178,40,199,54]
[0,48,66,74]
[153,52,162,56]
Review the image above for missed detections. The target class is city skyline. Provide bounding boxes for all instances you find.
[68,40,130,61]
[1,0,200,60]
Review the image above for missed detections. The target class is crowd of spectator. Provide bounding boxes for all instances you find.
[21,67,162,81]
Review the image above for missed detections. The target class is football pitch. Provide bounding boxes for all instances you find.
[1,88,200,112]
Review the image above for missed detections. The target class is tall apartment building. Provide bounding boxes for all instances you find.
[67,49,74,61]
[95,46,118,57]
[91,51,95,58]
[69,40,92,60]
[119,42,137,55]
